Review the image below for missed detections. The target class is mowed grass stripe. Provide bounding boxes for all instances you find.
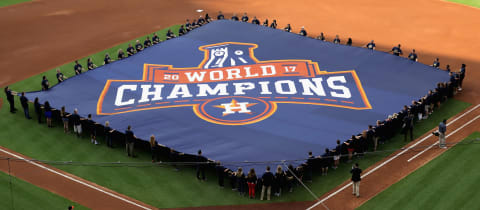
[357,132,480,210]
[0,0,31,7]
[0,170,88,209]
[448,0,480,8]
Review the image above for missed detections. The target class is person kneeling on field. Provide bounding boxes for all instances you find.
[333,35,341,44]
[166,29,176,40]
[87,58,97,70]
[299,26,307,36]
[126,44,136,56]
[135,40,143,52]
[144,36,152,48]
[56,68,67,83]
[117,49,126,60]
[178,25,186,36]
[284,24,292,32]
[41,76,49,91]
[103,53,113,65]
[152,33,160,44]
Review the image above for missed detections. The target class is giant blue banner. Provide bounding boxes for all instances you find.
[27,20,448,172]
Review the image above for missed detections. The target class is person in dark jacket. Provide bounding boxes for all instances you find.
[104,121,115,148]
[408,49,418,62]
[41,76,49,91]
[299,27,307,36]
[5,86,17,113]
[71,108,82,137]
[169,148,180,171]
[333,35,341,44]
[44,101,52,128]
[251,16,260,25]
[346,38,353,46]
[19,92,31,119]
[403,111,414,141]
[215,161,225,188]
[149,135,158,162]
[262,19,269,27]
[235,167,246,196]
[350,163,362,197]
[126,44,136,56]
[391,44,403,56]
[270,19,277,29]
[74,60,83,75]
[34,97,41,123]
[366,40,376,50]
[56,68,67,83]
[305,151,315,181]
[217,11,224,20]
[196,150,207,181]
[103,53,113,65]
[241,13,249,22]
[321,148,331,175]
[61,106,70,133]
[274,165,285,197]
[284,24,291,32]
[231,13,239,21]
[152,33,160,44]
[317,32,326,41]
[87,58,97,70]
[458,63,466,91]
[143,37,152,48]
[333,139,342,169]
[117,49,126,60]
[125,125,136,157]
[260,166,274,200]
[432,58,440,69]
[285,164,297,192]
[87,114,99,145]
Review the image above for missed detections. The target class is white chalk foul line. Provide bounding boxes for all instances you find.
[307,104,480,210]
[0,148,152,210]
[407,114,480,162]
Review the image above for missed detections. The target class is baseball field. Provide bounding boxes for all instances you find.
[1,0,480,209]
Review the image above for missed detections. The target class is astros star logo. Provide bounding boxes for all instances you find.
[213,99,257,116]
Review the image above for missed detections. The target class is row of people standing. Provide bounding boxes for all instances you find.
[215,164,303,201]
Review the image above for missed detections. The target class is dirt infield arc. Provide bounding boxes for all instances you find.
[0,147,155,210]
[1,0,480,209]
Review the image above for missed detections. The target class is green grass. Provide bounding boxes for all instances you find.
[448,0,480,8]
[0,25,472,208]
[358,132,480,210]
[0,170,88,209]
[0,0,30,7]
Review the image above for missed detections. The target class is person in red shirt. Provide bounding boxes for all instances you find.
[246,168,257,199]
